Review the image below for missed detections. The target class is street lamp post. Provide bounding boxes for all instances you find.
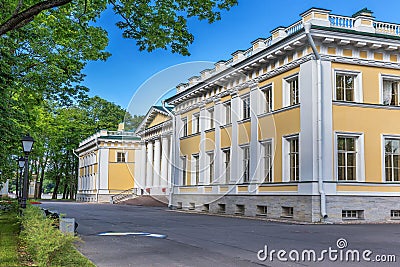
[21,134,34,209]
[17,156,25,202]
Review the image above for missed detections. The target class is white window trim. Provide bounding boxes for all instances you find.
[260,139,274,183]
[192,113,200,134]
[206,150,214,184]
[116,151,127,163]
[379,73,400,105]
[333,69,363,103]
[180,156,187,185]
[334,132,365,182]
[181,117,188,137]
[207,108,214,130]
[239,144,250,183]
[240,94,251,120]
[260,83,274,114]
[282,73,299,107]
[223,100,232,125]
[282,133,300,182]
[222,147,231,184]
[191,153,200,185]
[381,134,400,183]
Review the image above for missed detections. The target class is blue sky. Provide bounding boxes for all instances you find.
[82,0,400,115]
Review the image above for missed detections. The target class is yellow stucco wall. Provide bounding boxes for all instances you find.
[333,105,400,182]
[148,113,170,128]
[109,149,135,163]
[258,107,300,182]
[332,62,400,104]
[238,121,251,145]
[108,163,134,190]
[205,130,216,151]
[337,185,400,192]
[220,126,232,148]
[180,135,201,156]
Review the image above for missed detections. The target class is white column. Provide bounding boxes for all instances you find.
[214,100,223,183]
[250,84,261,184]
[139,141,147,192]
[230,92,240,183]
[199,106,207,184]
[146,141,154,189]
[153,139,161,188]
[161,136,169,188]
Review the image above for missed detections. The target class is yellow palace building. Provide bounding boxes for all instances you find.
[163,8,400,223]
[75,124,141,202]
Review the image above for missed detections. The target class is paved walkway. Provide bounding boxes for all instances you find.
[40,202,399,267]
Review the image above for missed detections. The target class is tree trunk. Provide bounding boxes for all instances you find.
[52,175,60,199]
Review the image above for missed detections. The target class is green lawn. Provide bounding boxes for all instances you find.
[0,208,20,267]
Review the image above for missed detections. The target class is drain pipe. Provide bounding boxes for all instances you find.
[162,100,175,208]
[304,23,327,220]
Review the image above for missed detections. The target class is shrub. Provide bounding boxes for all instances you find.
[20,205,79,267]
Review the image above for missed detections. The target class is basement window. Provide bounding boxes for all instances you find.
[203,204,209,213]
[177,202,182,210]
[189,202,195,210]
[218,204,226,214]
[256,205,268,216]
[390,210,400,219]
[235,204,245,215]
[282,206,294,218]
[342,210,364,220]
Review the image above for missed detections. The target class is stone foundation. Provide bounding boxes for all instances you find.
[172,194,400,223]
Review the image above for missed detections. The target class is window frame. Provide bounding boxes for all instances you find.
[192,113,200,134]
[192,154,200,185]
[283,74,299,107]
[261,84,273,114]
[261,139,273,183]
[224,101,232,125]
[282,134,300,182]
[241,94,251,120]
[334,132,365,182]
[116,151,127,163]
[380,74,400,106]
[333,70,362,103]
[223,148,231,184]
[181,156,187,186]
[181,117,188,137]
[382,135,400,182]
[241,145,250,183]
[207,151,214,184]
[207,108,215,129]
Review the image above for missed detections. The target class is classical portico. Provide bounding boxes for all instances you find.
[135,106,173,196]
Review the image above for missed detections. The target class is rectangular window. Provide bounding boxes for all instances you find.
[263,141,273,182]
[391,210,400,219]
[181,156,187,185]
[242,95,250,120]
[336,73,356,102]
[342,210,364,220]
[263,85,273,113]
[384,138,400,182]
[289,77,299,105]
[193,154,200,185]
[208,108,214,129]
[223,149,231,184]
[256,205,268,216]
[337,136,357,181]
[289,137,299,181]
[192,113,200,134]
[383,79,400,106]
[116,152,126,163]
[224,101,231,124]
[282,207,294,218]
[208,152,214,183]
[182,118,188,137]
[242,146,250,183]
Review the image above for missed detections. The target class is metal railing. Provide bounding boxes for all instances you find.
[329,15,354,29]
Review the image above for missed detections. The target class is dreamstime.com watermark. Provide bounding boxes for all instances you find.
[257,238,396,263]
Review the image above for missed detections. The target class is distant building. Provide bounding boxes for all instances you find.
[75,124,141,202]
[0,180,9,197]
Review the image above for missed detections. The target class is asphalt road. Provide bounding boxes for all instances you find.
[39,202,400,267]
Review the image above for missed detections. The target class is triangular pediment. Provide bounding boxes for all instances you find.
[135,106,172,134]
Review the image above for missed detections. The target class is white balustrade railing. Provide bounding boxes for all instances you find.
[329,15,354,29]
[374,21,400,36]
[286,20,303,36]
